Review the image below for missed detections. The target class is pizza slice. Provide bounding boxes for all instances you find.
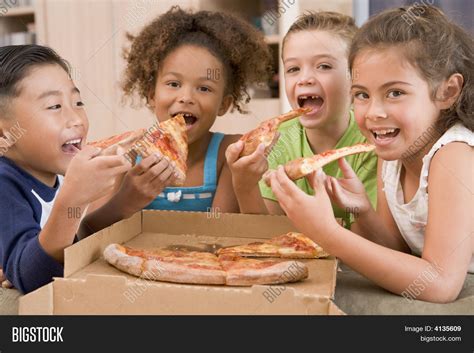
[239,107,311,157]
[129,115,188,186]
[89,129,146,157]
[263,143,375,186]
[104,244,226,285]
[88,114,188,186]
[217,232,329,259]
[218,254,308,286]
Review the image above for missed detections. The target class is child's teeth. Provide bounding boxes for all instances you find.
[65,139,81,145]
[375,129,395,135]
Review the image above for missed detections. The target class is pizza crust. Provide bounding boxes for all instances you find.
[104,244,145,278]
[240,108,310,157]
[217,232,328,259]
[223,260,308,286]
[263,143,375,186]
[142,260,226,285]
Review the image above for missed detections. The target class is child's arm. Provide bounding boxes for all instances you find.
[1,147,130,293]
[39,147,131,260]
[270,142,473,303]
[78,154,176,237]
[328,158,409,251]
[212,135,241,213]
[225,140,270,214]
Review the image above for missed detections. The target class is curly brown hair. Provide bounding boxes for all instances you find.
[349,5,474,133]
[122,6,272,113]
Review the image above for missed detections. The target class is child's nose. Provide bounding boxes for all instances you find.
[178,95,195,105]
[297,73,316,86]
[365,99,388,121]
[65,109,85,127]
[178,88,195,105]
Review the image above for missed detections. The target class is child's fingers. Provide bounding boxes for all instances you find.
[151,165,174,187]
[263,170,274,186]
[110,161,133,176]
[265,132,280,155]
[237,143,266,165]
[307,169,327,193]
[329,176,344,202]
[338,157,357,179]
[130,154,161,176]
[275,166,300,195]
[143,158,172,183]
[325,177,335,198]
[225,140,244,164]
[78,145,102,159]
[95,155,132,168]
[1,279,13,289]
[269,171,286,202]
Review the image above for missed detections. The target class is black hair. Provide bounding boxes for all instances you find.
[0,44,71,115]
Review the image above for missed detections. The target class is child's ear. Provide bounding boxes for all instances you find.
[217,95,233,116]
[0,127,10,150]
[436,73,464,110]
[147,89,156,109]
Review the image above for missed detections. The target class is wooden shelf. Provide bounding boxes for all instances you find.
[2,6,35,17]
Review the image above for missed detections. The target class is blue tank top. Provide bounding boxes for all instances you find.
[145,132,225,212]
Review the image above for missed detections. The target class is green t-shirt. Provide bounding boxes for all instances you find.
[259,111,377,228]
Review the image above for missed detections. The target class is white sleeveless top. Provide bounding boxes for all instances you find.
[382,124,474,273]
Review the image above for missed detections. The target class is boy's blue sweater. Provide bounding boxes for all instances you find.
[0,156,64,293]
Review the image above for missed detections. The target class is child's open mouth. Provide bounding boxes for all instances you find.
[173,112,198,130]
[61,138,82,154]
[370,128,400,145]
[297,95,324,115]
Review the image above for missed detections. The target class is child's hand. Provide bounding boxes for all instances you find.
[112,154,177,217]
[324,158,372,215]
[0,268,13,289]
[61,146,131,207]
[270,166,339,241]
[226,141,269,190]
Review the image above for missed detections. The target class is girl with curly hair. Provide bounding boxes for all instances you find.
[108,6,272,214]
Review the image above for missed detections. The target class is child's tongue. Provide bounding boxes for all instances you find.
[301,97,324,113]
[62,144,79,153]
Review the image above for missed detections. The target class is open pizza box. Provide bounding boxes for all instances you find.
[19,211,344,315]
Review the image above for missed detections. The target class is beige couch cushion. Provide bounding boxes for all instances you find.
[334,264,474,315]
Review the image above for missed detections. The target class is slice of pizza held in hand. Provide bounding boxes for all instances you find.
[89,129,146,157]
[129,115,188,186]
[239,107,311,157]
[88,114,188,186]
[263,143,375,186]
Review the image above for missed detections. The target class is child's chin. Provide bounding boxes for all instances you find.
[298,114,325,129]
[374,148,402,162]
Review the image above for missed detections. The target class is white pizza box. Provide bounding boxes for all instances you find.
[19,210,344,315]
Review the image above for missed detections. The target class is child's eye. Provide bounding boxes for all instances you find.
[166,81,180,88]
[286,67,299,74]
[317,64,332,70]
[199,86,212,93]
[76,101,85,107]
[387,90,404,98]
[353,92,369,100]
[47,104,61,110]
